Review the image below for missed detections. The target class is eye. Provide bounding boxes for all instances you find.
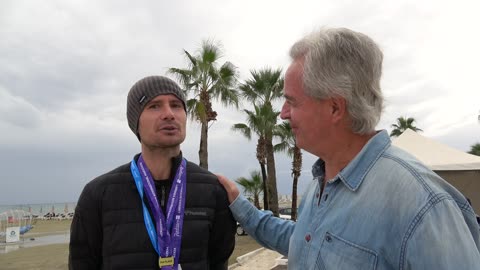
[171,102,183,109]
[148,104,160,109]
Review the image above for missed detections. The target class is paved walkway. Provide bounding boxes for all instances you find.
[229,248,285,270]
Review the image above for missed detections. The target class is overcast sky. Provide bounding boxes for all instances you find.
[1,0,479,205]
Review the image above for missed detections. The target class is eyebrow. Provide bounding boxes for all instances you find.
[147,97,182,105]
[283,94,295,101]
[146,100,162,105]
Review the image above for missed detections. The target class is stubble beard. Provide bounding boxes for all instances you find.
[144,139,182,151]
[142,135,184,153]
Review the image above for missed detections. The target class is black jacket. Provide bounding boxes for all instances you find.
[69,154,236,270]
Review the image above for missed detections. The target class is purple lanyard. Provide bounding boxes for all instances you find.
[137,155,187,270]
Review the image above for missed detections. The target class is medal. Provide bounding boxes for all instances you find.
[159,256,174,267]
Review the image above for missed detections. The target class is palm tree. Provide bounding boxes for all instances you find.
[232,103,279,211]
[169,40,239,169]
[236,171,264,209]
[239,68,284,106]
[274,121,302,221]
[469,143,480,156]
[234,68,284,215]
[390,116,423,137]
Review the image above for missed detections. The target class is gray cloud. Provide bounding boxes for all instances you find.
[0,88,43,128]
[1,0,480,205]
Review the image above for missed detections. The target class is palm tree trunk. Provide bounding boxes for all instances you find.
[259,161,269,210]
[254,194,260,209]
[291,146,302,221]
[199,120,208,169]
[265,137,279,216]
[291,175,298,221]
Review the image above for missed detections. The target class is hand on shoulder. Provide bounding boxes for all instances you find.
[216,174,240,204]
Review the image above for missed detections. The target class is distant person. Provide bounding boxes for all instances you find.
[69,76,236,270]
[218,27,480,269]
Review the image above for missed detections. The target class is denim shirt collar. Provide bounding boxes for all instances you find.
[311,130,391,191]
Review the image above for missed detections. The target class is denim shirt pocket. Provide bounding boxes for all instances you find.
[317,232,378,270]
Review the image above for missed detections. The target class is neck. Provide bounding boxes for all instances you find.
[141,145,180,180]
[321,131,375,180]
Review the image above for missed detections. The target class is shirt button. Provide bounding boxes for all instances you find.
[305,234,311,242]
[325,235,332,242]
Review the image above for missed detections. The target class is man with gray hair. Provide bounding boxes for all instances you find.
[218,28,480,269]
[69,75,236,270]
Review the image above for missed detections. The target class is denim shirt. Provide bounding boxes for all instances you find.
[230,130,480,269]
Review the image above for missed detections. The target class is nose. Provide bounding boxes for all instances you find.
[280,102,290,120]
[162,105,175,120]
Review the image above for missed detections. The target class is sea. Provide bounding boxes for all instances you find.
[0,202,77,216]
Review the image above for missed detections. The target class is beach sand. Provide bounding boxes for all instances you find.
[0,219,261,269]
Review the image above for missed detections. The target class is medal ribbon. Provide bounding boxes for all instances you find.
[131,155,187,270]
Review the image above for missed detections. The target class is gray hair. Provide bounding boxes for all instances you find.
[289,27,384,134]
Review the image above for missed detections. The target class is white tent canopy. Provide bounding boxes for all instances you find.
[392,129,480,171]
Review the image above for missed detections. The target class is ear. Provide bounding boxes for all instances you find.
[330,97,347,123]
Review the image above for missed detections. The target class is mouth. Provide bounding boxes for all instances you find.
[158,124,179,132]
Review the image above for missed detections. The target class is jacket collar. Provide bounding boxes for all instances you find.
[133,151,184,181]
[312,130,391,191]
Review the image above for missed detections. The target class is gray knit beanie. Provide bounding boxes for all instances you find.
[127,75,186,138]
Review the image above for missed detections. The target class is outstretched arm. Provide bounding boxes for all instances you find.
[217,175,295,255]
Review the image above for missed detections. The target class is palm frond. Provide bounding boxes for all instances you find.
[231,123,252,140]
[239,67,284,105]
[184,50,197,66]
[390,116,423,137]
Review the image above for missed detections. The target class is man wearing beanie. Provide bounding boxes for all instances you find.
[69,75,236,270]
